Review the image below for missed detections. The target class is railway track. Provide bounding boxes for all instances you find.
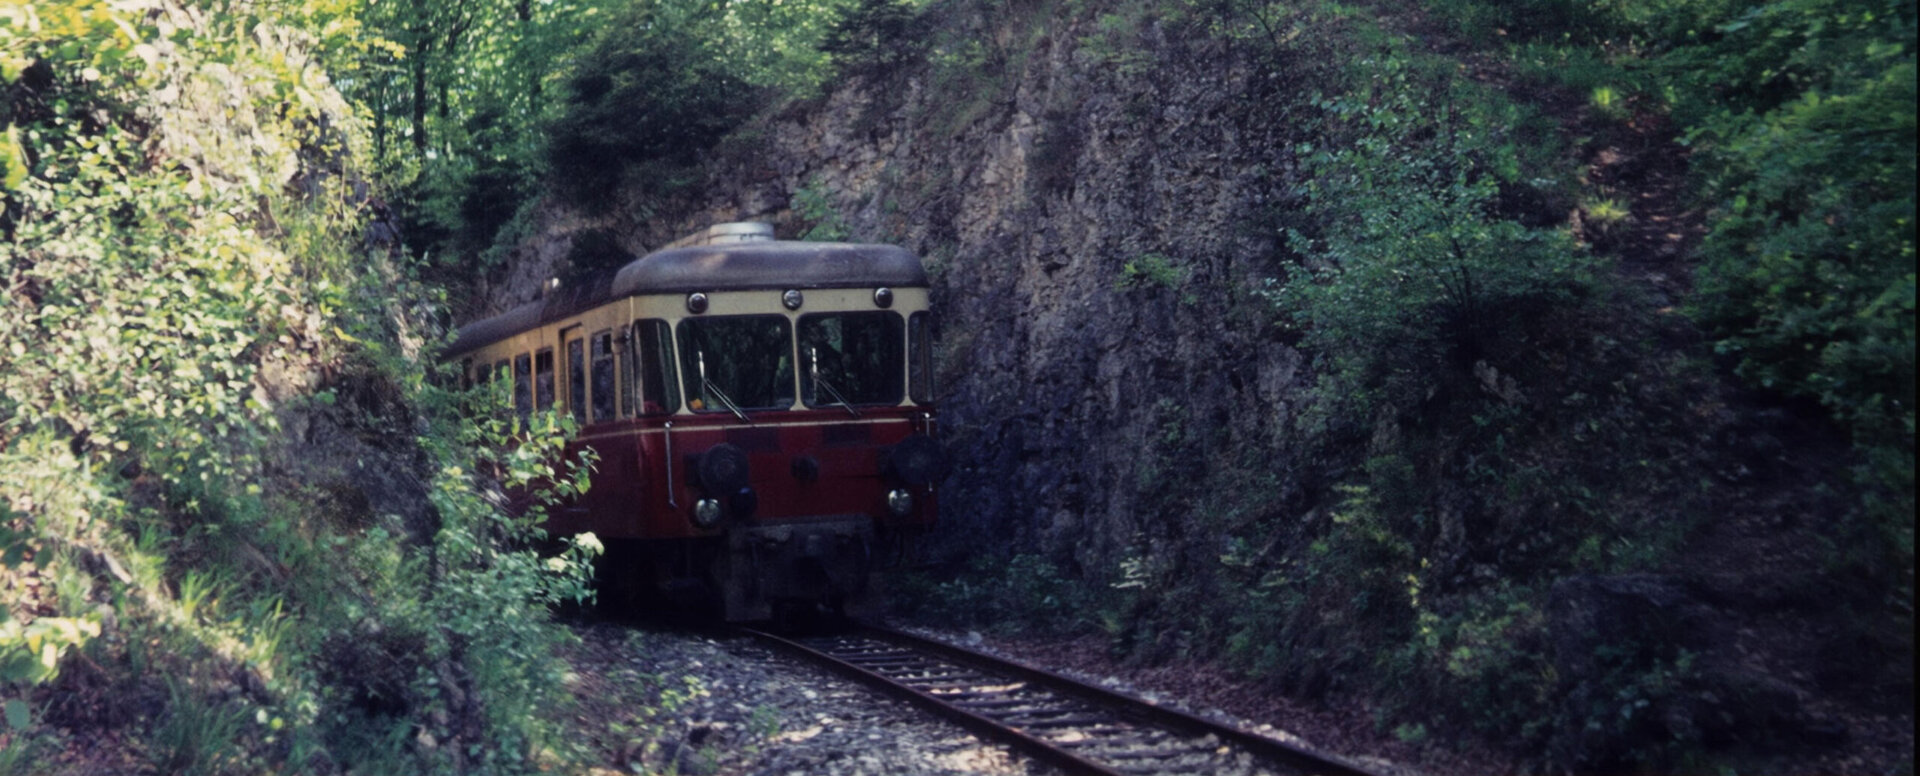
[740,623,1385,776]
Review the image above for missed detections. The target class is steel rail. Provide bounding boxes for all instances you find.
[738,623,1386,776]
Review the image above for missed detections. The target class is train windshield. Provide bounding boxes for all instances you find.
[799,311,904,408]
[678,315,795,413]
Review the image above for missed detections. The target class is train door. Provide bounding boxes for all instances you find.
[561,326,586,424]
[589,329,617,425]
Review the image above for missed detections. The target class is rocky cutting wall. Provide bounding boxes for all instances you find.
[488,9,1326,576]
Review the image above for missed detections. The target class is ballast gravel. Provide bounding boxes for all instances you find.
[558,622,1052,776]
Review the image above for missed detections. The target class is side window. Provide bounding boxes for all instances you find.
[535,348,555,409]
[619,328,636,417]
[513,354,532,418]
[908,312,933,404]
[567,337,587,422]
[590,330,615,423]
[475,361,493,388]
[635,320,680,415]
[460,359,473,390]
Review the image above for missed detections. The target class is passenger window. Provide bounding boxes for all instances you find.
[567,337,587,422]
[535,348,555,409]
[619,328,636,417]
[635,320,679,415]
[909,311,932,404]
[475,362,493,388]
[591,330,616,423]
[513,354,532,418]
[460,359,473,390]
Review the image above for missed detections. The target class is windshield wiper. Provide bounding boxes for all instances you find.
[808,346,860,417]
[814,374,861,417]
[696,351,750,422]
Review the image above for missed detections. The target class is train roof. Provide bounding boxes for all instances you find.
[446,241,927,358]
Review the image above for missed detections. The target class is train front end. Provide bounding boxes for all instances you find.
[600,236,943,621]
[449,226,944,622]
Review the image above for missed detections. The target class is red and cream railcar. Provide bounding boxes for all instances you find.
[446,224,945,621]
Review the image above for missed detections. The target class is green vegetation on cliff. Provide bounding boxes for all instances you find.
[2,2,599,772]
[3,0,1909,772]
[881,0,1912,771]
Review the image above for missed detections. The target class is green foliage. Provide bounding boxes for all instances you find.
[820,0,928,78]
[1273,48,1591,420]
[1670,0,1916,561]
[544,2,762,208]
[1416,0,1917,593]
[0,613,99,687]
[1077,4,1159,76]
[1397,586,1556,742]
[1114,253,1192,293]
[896,553,1107,634]
[151,676,249,775]
[1,3,609,772]
[793,178,851,241]
[352,0,853,260]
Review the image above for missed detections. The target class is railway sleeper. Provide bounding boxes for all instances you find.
[997,707,1084,724]
[1062,734,1163,751]
[874,662,960,674]
[877,662,964,673]
[948,696,1036,709]
[906,681,1016,694]
[1041,725,1136,741]
[838,656,925,666]
[887,671,981,684]
[954,697,1056,711]
[975,706,1082,718]
[1078,732,1191,755]
[844,658,938,669]
[810,643,895,656]
[1084,745,1204,764]
[1010,714,1112,729]
[1113,761,1222,776]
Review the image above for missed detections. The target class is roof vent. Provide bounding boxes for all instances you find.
[664,221,775,249]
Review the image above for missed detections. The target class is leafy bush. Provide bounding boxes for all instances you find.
[1670,0,1916,567]
[1,4,606,772]
[895,553,1108,634]
[793,178,851,242]
[820,0,928,78]
[545,3,764,208]
[1272,49,1591,421]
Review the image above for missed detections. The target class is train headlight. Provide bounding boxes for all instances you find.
[686,292,709,314]
[692,498,724,528]
[873,287,894,308]
[886,489,913,517]
[782,289,804,310]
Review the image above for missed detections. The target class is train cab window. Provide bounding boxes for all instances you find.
[566,337,587,422]
[908,311,932,404]
[535,348,555,409]
[494,359,508,383]
[799,311,904,408]
[513,354,532,418]
[475,362,494,389]
[590,330,616,423]
[635,320,678,415]
[677,315,794,413]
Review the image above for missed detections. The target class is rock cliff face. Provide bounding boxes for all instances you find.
[490,15,1325,573]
